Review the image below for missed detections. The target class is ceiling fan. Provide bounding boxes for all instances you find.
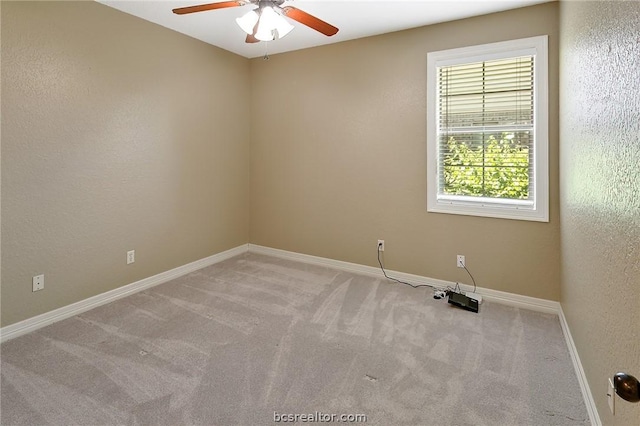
[172,1,339,43]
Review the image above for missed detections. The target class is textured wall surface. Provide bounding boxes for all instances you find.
[1,1,250,326]
[250,2,561,300]
[559,1,640,425]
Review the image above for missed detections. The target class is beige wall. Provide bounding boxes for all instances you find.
[250,2,560,300]
[559,1,640,425]
[1,1,250,326]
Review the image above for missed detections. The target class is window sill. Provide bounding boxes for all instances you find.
[427,200,549,222]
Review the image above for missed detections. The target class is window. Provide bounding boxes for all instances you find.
[427,36,548,221]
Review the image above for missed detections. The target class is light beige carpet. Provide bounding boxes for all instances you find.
[1,252,589,425]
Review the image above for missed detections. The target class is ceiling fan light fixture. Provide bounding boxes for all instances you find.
[254,11,274,41]
[235,9,259,35]
[237,5,294,42]
[272,9,294,39]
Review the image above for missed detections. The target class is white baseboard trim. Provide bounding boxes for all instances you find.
[558,306,601,426]
[248,244,560,315]
[0,244,249,343]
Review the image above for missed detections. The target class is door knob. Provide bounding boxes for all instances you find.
[613,372,640,403]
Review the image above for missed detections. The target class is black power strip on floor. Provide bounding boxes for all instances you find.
[447,291,479,313]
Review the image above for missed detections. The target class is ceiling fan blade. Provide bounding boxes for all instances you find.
[280,6,338,36]
[172,1,247,15]
[245,34,260,43]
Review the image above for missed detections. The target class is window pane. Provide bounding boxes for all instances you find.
[440,131,531,200]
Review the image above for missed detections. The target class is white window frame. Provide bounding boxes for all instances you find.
[426,36,549,222]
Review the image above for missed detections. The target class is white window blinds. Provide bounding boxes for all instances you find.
[437,56,535,202]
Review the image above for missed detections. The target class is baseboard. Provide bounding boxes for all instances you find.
[558,307,602,426]
[0,244,249,343]
[248,244,560,315]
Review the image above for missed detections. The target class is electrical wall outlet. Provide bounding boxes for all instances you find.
[32,274,44,292]
[457,255,466,268]
[378,240,385,251]
[608,377,615,414]
[127,250,135,265]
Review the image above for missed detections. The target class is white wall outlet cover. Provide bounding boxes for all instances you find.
[607,377,615,415]
[127,250,135,265]
[32,274,45,292]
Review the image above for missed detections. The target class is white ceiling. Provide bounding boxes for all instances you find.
[98,0,551,58]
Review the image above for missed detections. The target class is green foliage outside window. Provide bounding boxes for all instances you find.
[442,132,530,200]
